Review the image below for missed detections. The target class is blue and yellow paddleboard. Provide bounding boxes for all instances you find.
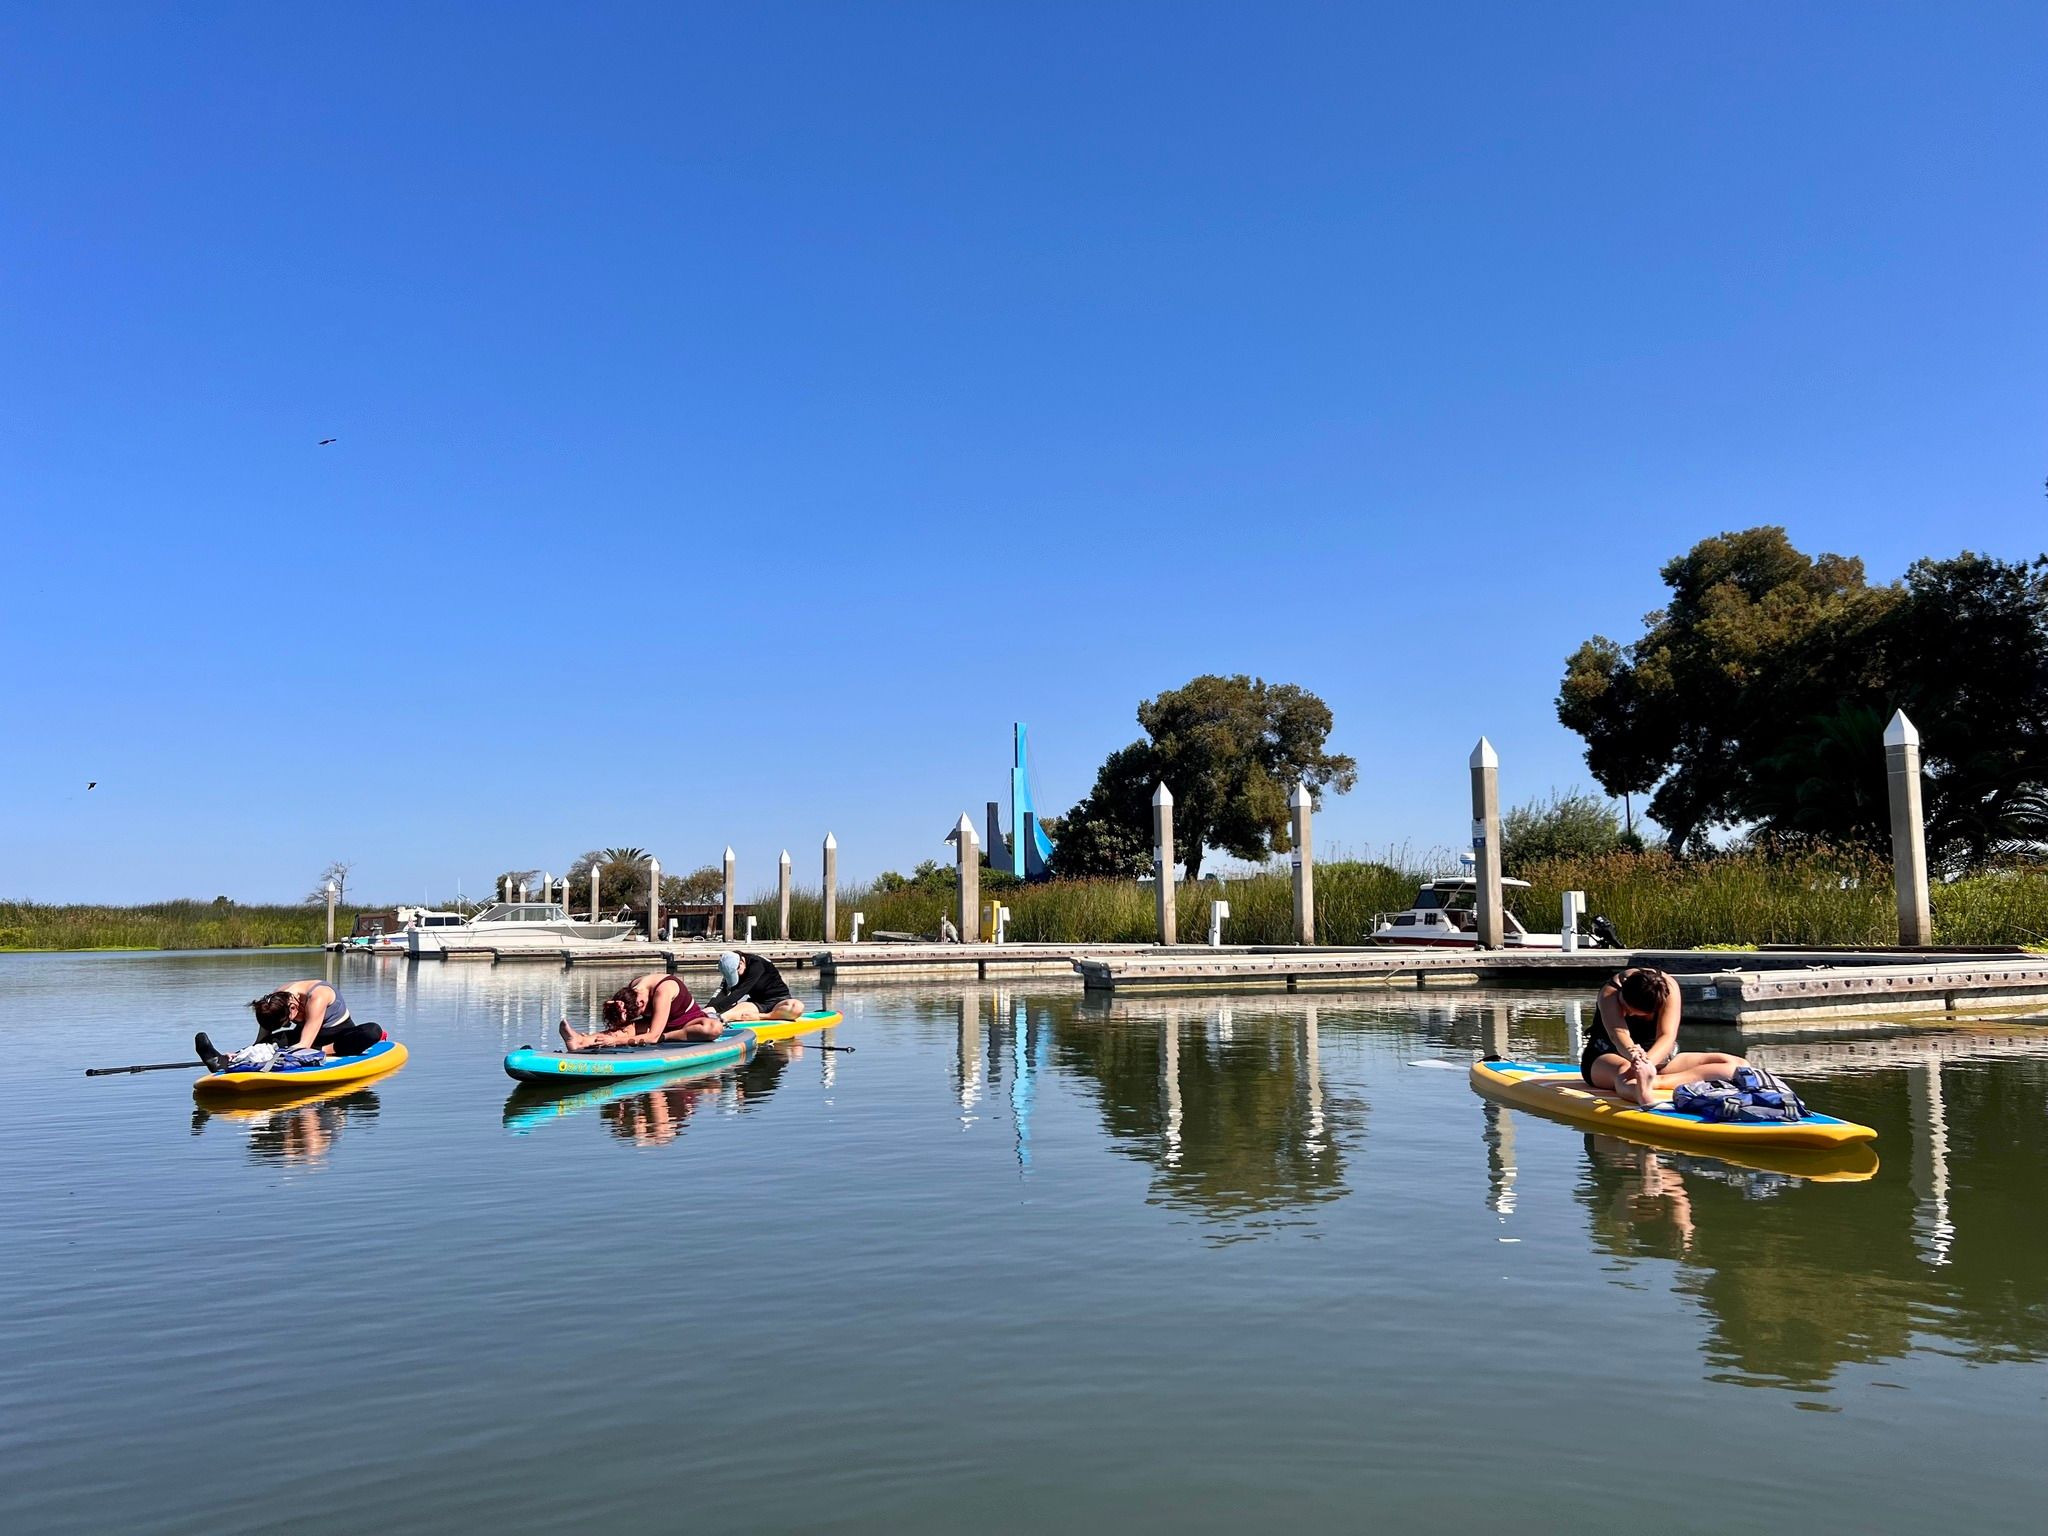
[1471,1058,1877,1152]
[194,1039,409,1100]
[502,1010,840,1084]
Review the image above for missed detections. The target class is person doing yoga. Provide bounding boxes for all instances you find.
[558,973,724,1051]
[1583,966,1749,1107]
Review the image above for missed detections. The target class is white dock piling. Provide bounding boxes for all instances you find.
[1153,783,1177,946]
[1289,781,1315,946]
[954,813,981,943]
[1470,738,1504,949]
[722,846,736,943]
[1886,710,1934,945]
[822,834,838,943]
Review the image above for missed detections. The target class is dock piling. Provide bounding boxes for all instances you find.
[1886,710,1934,945]
[778,850,791,941]
[954,813,981,943]
[646,857,660,944]
[722,846,736,943]
[325,881,337,946]
[590,864,601,921]
[1289,781,1315,945]
[1208,899,1230,947]
[1153,783,1178,946]
[1469,738,1504,949]
[822,834,838,943]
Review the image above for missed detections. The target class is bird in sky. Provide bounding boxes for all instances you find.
[318,438,338,446]
[87,781,97,789]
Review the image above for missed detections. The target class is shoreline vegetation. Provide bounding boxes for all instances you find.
[13,848,2044,953]
[0,900,364,953]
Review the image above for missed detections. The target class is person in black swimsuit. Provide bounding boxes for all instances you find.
[195,979,383,1071]
[1583,967,1749,1107]
[706,951,806,1023]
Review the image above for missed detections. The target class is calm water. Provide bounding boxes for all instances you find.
[4,952,2046,1534]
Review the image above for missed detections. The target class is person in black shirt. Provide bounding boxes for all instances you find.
[1583,966,1748,1106]
[707,950,805,1022]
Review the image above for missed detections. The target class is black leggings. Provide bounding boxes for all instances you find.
[313,1018,384,1057]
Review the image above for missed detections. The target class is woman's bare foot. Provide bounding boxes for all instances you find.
[559,1020,587,1051]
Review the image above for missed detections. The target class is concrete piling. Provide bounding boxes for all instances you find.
[1886,710,1934,945]
[722,846,736,943]
[1470,738,1504,949]
[954,813,981,943]
[590,864,601,921]
[822,834,838,943]
[646,857,661,944]
[1153,783,1177,946]
[778,850,792,942]
[325,881,337,946]
[1208,899,1230,947]
[1289,781,1315,946]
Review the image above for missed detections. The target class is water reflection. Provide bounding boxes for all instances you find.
[192,1086,381,1166]
[1054,995,1362,1234]
[501,1042,796,1142]
[1508,1031,2048,1392]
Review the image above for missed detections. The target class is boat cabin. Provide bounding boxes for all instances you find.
[1374,877,1535,942]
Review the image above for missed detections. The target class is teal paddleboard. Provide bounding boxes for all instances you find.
[504,1029,757,1084]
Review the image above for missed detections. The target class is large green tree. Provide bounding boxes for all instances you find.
[1559,529,2048,863]
[1054,675,1356,880]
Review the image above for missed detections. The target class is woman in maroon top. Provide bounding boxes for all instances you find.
[558,972,722,1050]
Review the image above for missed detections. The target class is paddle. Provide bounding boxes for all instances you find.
[86,1060,203,1077]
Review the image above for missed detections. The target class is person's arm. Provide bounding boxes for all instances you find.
[295,986,332,1050]
[1646,980,1682,1068]
[1595,986,1656,1091]
[640,984,676,1043]
[706,975,743,1013]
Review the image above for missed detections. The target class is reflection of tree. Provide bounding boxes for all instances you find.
[1050,1004,1360,1227]
[1573,1057,2048,1390]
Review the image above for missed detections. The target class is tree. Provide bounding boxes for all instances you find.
[1558,530,2048,864]
[1500,790,1632,866]
[1054,675,1357,879]
[1558,528,1894,854]
[663,864,724,905]
[306,860,353,905]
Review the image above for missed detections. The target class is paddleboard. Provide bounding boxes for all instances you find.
[194,1038,409,1100]
[502,1009,840,1084]
[1470,1058,1877,1152]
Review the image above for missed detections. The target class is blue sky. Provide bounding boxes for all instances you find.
[5,2,2044,903]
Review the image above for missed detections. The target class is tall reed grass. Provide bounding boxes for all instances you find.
[0,901,356,952]
[762,851,2048,949]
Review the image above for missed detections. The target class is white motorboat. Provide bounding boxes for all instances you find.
[1369,877,1593,950]
[406,901,640,956]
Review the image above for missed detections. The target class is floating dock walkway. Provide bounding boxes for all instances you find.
[347,937,2048,1028]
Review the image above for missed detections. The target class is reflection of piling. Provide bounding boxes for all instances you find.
[958,989,983,1115]
[1470,738,1503,949]
[1886,710,1933,945]
[1484,1101,1518,1218]
[1161,1014,1182,1166]
[1290,782,1316,945]
[822,834,838,943]
[1907,1051,1953,1267]
[1302,1005,1325,1154]
[777,851,791,941]
[1485,1000,1512,1062]
[1153,783,1177,945]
